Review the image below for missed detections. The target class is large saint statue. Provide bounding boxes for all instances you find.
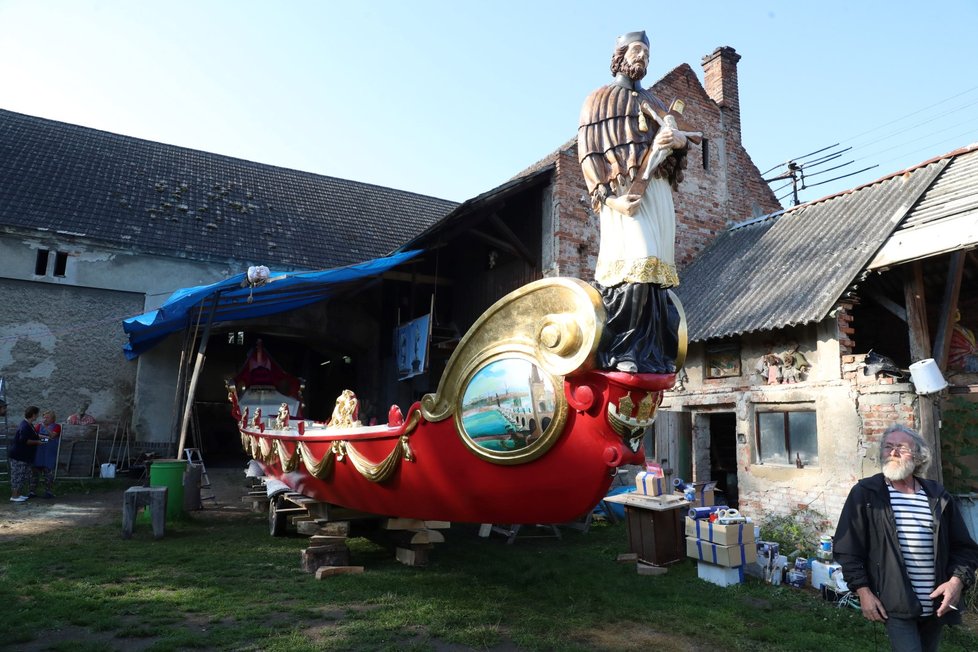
[578,30,693,373]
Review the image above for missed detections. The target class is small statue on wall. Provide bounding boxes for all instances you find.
[755,353,783,385]
[781,342,811,383]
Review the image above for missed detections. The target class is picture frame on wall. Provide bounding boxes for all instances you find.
[706,341,741,378]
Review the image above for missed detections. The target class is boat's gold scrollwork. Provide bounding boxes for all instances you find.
[274,439,300,472]
[247,408,423,483]
[297,440,341,479]
[343,434,413,482]
[421,278,606,424]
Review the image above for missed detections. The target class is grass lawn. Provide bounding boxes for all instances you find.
[2,494,976,651]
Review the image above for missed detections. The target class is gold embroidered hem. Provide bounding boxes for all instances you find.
[595,257,679,287]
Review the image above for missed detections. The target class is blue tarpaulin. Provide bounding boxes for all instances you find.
[122,250,422,360]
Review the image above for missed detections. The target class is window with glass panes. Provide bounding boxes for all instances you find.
[756,410,818,466]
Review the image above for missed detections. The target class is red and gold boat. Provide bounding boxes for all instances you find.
[229,278,685,524]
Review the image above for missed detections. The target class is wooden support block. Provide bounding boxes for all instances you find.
[617,553,639,563]
[423,520,451,530]
[395,546,430,567]
[415,529,445,544]
[309,535,348,546]
[301,543,351,573]
[274,507,309,515]
[384,529,445,547]
[296,520,325,536]
[320,521,351,537]
[636,562,668,576]
[315,566,364,579]
[478,524,492,538]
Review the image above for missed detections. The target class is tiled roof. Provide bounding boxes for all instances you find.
[675,147,978,342]
[0,109,457,269]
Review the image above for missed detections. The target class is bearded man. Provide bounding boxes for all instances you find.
[834,424,978,651]
[578,30,689,373]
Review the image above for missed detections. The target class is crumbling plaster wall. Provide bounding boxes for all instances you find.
[0,278,141,427]
[1,234,245,436]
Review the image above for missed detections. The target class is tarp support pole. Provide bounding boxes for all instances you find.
[176,295,220,458]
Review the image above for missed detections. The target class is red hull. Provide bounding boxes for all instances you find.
[241,369,670,524]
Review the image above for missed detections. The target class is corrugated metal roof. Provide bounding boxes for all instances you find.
[898,148,978,230]
[676,154,952,342]
[867,147,978,269]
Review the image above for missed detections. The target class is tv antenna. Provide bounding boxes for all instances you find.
[763,144,878,206]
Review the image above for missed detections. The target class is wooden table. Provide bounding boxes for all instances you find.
[603,492,690,566]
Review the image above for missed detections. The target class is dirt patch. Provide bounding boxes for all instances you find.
[0,466,255,540]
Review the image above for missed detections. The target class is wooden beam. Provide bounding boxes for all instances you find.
[865,290,907,322]
[932,251,965,368]
[903,262,931,361]
[488,213,537,268]
[470,228,521,258]
[903,261,941,482]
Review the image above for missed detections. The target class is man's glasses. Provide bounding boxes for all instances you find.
[883,444,914,455]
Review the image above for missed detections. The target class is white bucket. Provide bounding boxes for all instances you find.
[100,463,116,478]
[908,358,948,395]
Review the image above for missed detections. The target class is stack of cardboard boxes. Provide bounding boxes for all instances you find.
[685,498,757,586]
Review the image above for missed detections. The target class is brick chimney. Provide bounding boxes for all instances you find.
[702,46,742,144]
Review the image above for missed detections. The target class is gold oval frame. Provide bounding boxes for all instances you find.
[454,353,569,465]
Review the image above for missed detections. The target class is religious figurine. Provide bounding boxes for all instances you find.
[755,353,783,385]
[780,342,811,384]
[275,402,290,430]
[327,389,361,429]
[578,30,693,374]
[781,352,801,384]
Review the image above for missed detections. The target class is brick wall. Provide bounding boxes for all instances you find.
[842,353,918,440]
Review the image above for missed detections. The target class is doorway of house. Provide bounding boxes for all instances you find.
[709,412,738,508]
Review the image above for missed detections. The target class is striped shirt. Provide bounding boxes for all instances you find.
[888,484,936,615]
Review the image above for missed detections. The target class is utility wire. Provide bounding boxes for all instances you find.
[839,85,978,145]
[762,86,978,205]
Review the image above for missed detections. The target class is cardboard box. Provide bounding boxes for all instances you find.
[635,471,667,496]
[697,561,745,587]
[686,537,757,567]
[685,517,756,546]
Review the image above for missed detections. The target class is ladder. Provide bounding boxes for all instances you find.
[183,447,215,501]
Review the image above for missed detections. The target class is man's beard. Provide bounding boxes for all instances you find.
[883,455,915,482]
[623,60,647,81]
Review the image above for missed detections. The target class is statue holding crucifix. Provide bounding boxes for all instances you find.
[578,30,697,373]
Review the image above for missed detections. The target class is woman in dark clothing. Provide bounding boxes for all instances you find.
[8,405,41,502]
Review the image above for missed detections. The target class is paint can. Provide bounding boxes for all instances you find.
[816,534,833,561]
[909,358,948,395]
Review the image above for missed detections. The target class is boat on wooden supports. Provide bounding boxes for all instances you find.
[229,277,684,525]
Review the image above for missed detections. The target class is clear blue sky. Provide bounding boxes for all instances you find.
[2,0,977,212]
